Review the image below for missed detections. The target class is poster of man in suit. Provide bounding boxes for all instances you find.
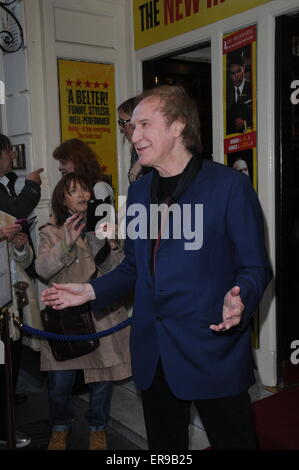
[226,47,253,134]
[223,25,257,192]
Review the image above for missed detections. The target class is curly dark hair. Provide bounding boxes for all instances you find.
[53,139,105,187]
[51,172,94,226]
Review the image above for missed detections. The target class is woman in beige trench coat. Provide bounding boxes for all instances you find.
[35,173,131,451]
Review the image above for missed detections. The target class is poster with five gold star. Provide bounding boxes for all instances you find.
[57,59,118,197]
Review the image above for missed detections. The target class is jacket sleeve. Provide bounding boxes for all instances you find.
[89,238,136,311]
[86,231,125,275]
[35,228,78,283]
[97,242,125,275]
[0,180,41,218]
[226,172,272,331]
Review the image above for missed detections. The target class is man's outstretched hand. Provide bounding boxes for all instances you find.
[41,283,96,310]
[210,286,244,332]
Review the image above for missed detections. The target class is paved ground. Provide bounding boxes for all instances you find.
[1,345,141,451]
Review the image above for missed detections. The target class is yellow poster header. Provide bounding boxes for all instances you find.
[133,0,273,50]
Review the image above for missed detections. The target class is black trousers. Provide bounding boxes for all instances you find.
[141,361,257,450]
[0,337,22,440]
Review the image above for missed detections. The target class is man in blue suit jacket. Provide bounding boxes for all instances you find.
[42,85,272,450]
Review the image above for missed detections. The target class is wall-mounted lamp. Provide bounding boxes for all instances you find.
[0,0,23,53]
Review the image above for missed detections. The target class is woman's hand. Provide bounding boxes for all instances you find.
[0,223,21,241]
[12,232,28,250]
[64,213,86,248]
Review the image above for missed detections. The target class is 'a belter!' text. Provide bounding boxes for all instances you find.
[67,90,110,126]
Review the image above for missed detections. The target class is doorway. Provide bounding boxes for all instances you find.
[276,14,299,389]
[142,43,212,160]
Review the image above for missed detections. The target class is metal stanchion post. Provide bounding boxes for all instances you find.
[0,308,16,450]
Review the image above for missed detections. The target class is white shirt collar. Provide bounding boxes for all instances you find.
[235,79,245,99]
[0,175,11,195]
[0,175,10,186]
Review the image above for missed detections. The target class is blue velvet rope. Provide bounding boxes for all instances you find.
[20,317,132,342]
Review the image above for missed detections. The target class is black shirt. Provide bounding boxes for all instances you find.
[156,173,182,204]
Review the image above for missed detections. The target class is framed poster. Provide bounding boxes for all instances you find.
[223,25,257,191]
[0,239,12,309]
[57,59,118,199]
[12,143,26,170]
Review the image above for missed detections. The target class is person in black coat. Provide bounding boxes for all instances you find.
[0,133,43,448]
[0,134,43,218]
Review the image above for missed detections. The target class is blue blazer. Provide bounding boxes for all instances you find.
[90,159,272,400]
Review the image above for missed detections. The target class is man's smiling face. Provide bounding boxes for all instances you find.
[131,96,179,170]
